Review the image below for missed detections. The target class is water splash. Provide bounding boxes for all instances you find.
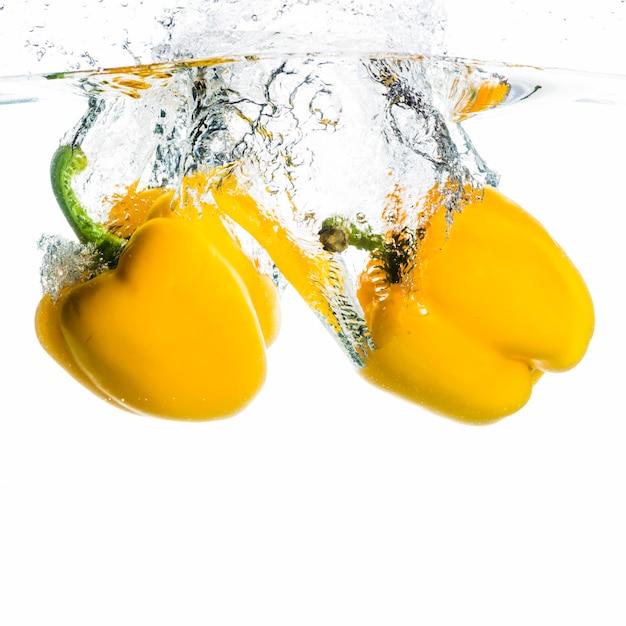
[38,234,109,301]
[0,0,447,76]
[24,1,624,364]
[39,53,507,363]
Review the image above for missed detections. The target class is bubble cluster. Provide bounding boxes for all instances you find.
[38,234,108,301]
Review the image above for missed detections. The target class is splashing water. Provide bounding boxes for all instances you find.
[2,0,623,364]
[0,0,447,75]
[38,234,109,301]
[37,52,513,364]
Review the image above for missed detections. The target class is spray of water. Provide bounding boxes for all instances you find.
[26,2,525,363]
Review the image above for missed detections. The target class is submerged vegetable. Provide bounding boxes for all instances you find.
[357,186,594,424]
[36,147,280,420]
[37,145,593,424]
[212,172,593,423]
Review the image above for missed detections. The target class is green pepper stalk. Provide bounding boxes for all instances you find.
[50,144,126,265]
[318,215,423,284]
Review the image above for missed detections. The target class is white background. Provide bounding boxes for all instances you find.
[1,2,625,625]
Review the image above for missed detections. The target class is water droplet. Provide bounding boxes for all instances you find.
[385,209,398,224]
[356,212,367,223]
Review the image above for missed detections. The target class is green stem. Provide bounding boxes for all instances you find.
[50,145,126,264]
[319,216,386,254]
[319,215,417,284]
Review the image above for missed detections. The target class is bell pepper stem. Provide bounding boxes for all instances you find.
[318,216,385,254]
[50,144,126,264]
[318,215,419,284]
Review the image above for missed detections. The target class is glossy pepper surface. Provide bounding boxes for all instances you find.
[210,172,594,423]
[36,148,280,420]
[37,144,594,424]
[357,186,594,424]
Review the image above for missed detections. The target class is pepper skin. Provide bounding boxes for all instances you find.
[36,187,280,420]
[357,186,594,424]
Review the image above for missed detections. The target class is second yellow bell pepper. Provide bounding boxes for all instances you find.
[357,186,594,424]
[209,171,594,424]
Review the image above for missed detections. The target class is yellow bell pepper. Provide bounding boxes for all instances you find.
[209,170,594,424]
[38,144,594,425]
[357,186,594,424]
[36,147,280,420]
